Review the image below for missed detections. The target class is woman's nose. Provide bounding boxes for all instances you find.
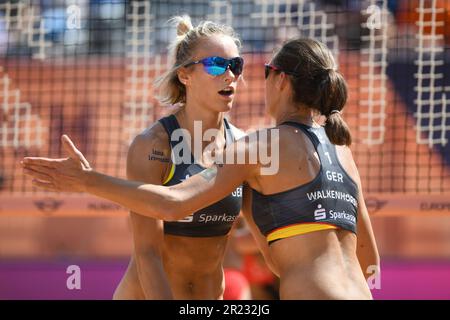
[224,65,237,81]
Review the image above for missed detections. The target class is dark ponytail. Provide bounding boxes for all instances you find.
[320,69,351,146]
[272,38,352,146]
[325,109,352,146]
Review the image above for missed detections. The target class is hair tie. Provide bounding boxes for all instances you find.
[329,110,341,116]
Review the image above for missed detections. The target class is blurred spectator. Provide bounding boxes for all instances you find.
[223,268,252,300]
[42,6,65,43]
[224,217,279,300]
[396,0,450,43]
[0,14,8,55]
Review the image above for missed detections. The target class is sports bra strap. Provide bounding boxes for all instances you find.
[223,117,235,146]
[159,114,194,163]
[280,121,320,150]
[159,115,237,165]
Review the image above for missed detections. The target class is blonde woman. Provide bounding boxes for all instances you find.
[24,16,274,300]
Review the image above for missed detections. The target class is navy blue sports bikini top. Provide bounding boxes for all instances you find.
[252,122,359,242]
[159,114,242,237]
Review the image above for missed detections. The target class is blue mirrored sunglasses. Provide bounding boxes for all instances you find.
[185,56,244,76]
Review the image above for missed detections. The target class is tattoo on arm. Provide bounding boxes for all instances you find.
[149,149,170,163]
[199,167,218,182]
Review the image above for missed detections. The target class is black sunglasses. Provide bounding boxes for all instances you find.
[264,63,299,79]
[185,56,244,76]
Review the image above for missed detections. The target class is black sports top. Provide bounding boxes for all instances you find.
[159,114,242,237]
[252,122,359,243]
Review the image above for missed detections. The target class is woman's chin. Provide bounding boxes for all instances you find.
[224,102,234,111]
[216,101,234,113]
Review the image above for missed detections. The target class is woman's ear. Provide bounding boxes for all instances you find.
[177,67,190,86]
[276,72,289,91]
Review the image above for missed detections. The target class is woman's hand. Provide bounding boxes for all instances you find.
[21,135,92,192]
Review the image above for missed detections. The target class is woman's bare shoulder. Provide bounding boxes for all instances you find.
[128,121,171,157]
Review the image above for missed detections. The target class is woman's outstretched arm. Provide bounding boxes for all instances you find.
[22,134,262,221]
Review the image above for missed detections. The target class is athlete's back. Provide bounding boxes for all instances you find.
[247,123,374,299]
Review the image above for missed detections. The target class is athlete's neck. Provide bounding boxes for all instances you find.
[175,105,227,157]
[275,106,318,127]
[176,105,225,132]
